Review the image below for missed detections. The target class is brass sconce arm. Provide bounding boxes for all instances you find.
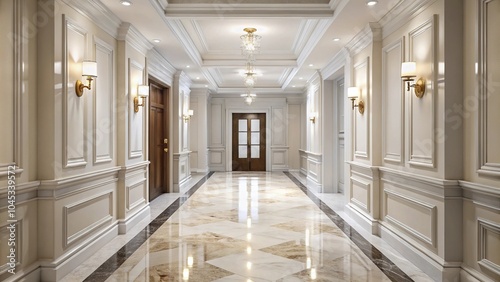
[350,98,365,114]
[75,76,94,97]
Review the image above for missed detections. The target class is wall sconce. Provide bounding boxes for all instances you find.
[309,112,317,123]
[183,109,194,122]
[347,87,365,114]
[401,62,426,98]
[75,61,97,97]
[134,85,149,112]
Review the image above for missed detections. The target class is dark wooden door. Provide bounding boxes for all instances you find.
[232,113,266,171]
[148,79,169,201]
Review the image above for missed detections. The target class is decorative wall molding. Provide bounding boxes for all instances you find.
[93,36,114,165]
[320,47,348,79]
[128,59,145,159]
[384,189,437,247]
[379,0,436,38]
[38,167,120,199]
[478,0,500,177]
[0,181,39,207]
[13,0,25,173]
[379,167,461,199]
[126,178,147,211]
[350,175,371,213]
[147,48,176,87]
[353,57,370,159]
[477,218,500,275]
[63,191,113,247]
[408,15,437,168]
[382,37,405,164]
[62,15,88,169]
[61,0,122,38]
[345,22,382,55]
[118,22,154,55]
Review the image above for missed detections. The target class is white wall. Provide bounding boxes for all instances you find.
[336,0,500,281]
[207,96,291,172]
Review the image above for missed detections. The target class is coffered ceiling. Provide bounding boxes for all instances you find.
[102,0,402,94]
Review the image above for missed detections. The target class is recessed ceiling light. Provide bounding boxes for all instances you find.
[152,39,161,43]
[186,65,190,68]
[309,64,314,67]
[366,0,378,6]
[205,85,208,88]
[196,77,200,80]
[120,0,132,6]
[292,85,296,88]
[333,38,340,42]
[299,77,303,80]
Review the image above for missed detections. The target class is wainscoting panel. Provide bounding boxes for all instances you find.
[408,16,436,168]
[353,57,370,160]
[63,15,88,168]
[478,0,500,176]
[128,59,145,159]
[93,37,114,164]
[63,191,113,247]
[382,38,404,164]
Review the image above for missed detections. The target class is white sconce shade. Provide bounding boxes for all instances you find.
[401,62,417,78]
[82,61,97,77]
[137,85,149,97]
[347,87,359,99]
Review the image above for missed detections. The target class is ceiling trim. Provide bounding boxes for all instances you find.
[278,68,295,85]
[206,68,223,86]
[190,20,209,53]
[345,22,382,55]
[118,23,154,55]
[296,18,333,66]
[380,0,437,38]
[216,87,303,95]
[292,19,318,55]
[163,4,334,18]
[320,47,349,80]
[147,48,177,86]
[62,0,121,38]
[165,19,203,66]
[203,59,297,67]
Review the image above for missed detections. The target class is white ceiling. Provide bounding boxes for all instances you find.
[101,0,401,94]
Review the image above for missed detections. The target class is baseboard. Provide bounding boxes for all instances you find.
[2,262,40,282]
[40,224,119,281]
[118,204,150,234]
[461,265,497,282]
[379,223,461,282]
[345,203,379,235]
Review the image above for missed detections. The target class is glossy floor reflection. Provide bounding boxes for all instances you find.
[83,172,418,281]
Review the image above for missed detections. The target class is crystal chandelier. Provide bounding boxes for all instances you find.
[243,62,256,87]
[241,93,256,105]
[240,27,261,60]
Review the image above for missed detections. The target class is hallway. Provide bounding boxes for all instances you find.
[63,173,432,281]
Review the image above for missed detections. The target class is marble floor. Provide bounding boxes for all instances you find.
[63,172,433,282]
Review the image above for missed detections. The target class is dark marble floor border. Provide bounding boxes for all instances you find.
[83,172,214,282]
[284,172,414,282]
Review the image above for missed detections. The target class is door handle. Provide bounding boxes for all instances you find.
[164,148,168,153]
[164,138,168,144]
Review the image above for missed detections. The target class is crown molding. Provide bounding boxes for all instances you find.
[379,0,437,38]
[147,48,177,86]
[206,68,223,86]
[175,71,193,89]
[320,47,349,79]
[191,20,209,53]
[163,4,334,18]
[296,18,334,66]
[278,68,295,85]
[216,87,302,95]
[292,19,317,55]
[118,23,154,55]
[62,0,122,38]
[345,22,382,55]
[202,59,297,67]
[165,19,203,66]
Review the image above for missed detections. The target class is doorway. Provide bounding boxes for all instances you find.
[232,113,266,171]
[148,78,169,201]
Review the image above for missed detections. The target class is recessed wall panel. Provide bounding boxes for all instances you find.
[64,16,88,167]
[94,38,114,164]
[408,17,436,168]
[382,39,404,164]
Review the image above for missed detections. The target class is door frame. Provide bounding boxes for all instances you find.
[147,76,171,196]
[226,108,271,172]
